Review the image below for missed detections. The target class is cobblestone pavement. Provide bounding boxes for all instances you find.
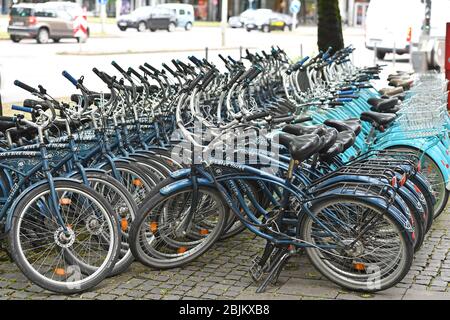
[0,208,449,300]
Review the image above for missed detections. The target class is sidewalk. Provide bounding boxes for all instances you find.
[0,206,448,300]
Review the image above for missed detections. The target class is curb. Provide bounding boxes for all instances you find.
[56,46,256,56]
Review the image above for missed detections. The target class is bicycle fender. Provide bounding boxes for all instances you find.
[5,177,82,232]
[159,178,214,196]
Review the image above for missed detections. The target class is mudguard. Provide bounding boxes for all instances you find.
[159,178,215,196]
[5,177,83,231]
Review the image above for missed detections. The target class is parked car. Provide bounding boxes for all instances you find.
[245,9,294,32]
[7,1,89,44]
[157,3,194,31]
[116,6,177,32]
[365,0,424,60]
[228,9,257,28]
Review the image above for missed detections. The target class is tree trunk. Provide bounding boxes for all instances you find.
[317,0,344,54]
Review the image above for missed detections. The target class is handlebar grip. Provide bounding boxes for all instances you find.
[218,54,227,64]
[0,116,15,122]
[328,101,345,107]
[336,98,353,103]
[225,69,245,89]
[144,63,160,75]
[171,59,184,73]
[293,116,313,124]
[12,105,33,113]
[244,111,270,122]
[14,80,38,94]
[62,70,78,86]
[127,67,142,79]
[188,73,203,91]
[162,63,177,78]
[272,115,295,125]
[246,65,263,83]
[228,56,238,65]
[111,61,127,75]
[201,69,217,90]
[322,47,333,60]
[188,56,202,67]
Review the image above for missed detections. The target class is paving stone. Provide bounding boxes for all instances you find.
[96,294,117,300]
[277,278,340,299]
[403,289,450,300]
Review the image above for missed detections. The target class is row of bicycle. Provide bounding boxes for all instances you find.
[0,44,448,294]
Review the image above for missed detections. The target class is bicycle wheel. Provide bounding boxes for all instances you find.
[8,180,121,294]
[300,196,413,292]
[102,161,159,207]
[70,172,138,276]
[129,184,227,269]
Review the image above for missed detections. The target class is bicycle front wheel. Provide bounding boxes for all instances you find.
[8,180,121,294]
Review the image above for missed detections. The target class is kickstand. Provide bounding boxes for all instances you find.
[256,250,291,293]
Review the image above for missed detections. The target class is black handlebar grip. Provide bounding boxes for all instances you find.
[162,63,177,78]
[272,115,295,125]
[188,73,203,91]
[292,116,313,124]
[188,56,202,67]
[128,67,143,79]
[328,101,345,107]
[0,116,16,122]
[144,63,160,75]
[139,65,154,76]
[111,61,127,75]
[171,59,184,73]
[218,54,228,64]
[201,69,217,90]
[246,65,263,83]
[228,56,238,65]
[14,80,38,94]
[227,69,245,87]
[244,111,270,122]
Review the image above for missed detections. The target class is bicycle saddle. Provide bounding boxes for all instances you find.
[334,130,356,151]
[320,142,344,161]
[281,124,327,137]
[317,128,338,154]
[360,111,397,127]
[367,97,398,109]
[379,87,404,97]
[323,119,362,136]
[278,133,322,163]
[0,120,16,132]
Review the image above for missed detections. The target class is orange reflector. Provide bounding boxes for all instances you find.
[428,165,433,174]
[54,268,66,276]
[149,222,158,233]
[288,245,295,251]
[417,162,421,172]
[391,176,397,187]
[133,179,143,187]
[413,184,422,194]
[59,198,71,205]
[399,174,407,187]
[199,229,209,235]
[353,263,366,271]
[177,247,187,254]
[121,218,128,231]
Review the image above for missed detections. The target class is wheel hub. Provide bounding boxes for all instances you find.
[54,227,75,248]
[341,239,365,257]
[86,216,103,235]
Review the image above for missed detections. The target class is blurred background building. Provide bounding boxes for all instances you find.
[1,0,371,26]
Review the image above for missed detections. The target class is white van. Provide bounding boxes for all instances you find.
[365,0,425,60]
[157,3,194,31]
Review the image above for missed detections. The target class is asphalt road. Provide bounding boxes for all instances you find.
[0,24,410,105]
